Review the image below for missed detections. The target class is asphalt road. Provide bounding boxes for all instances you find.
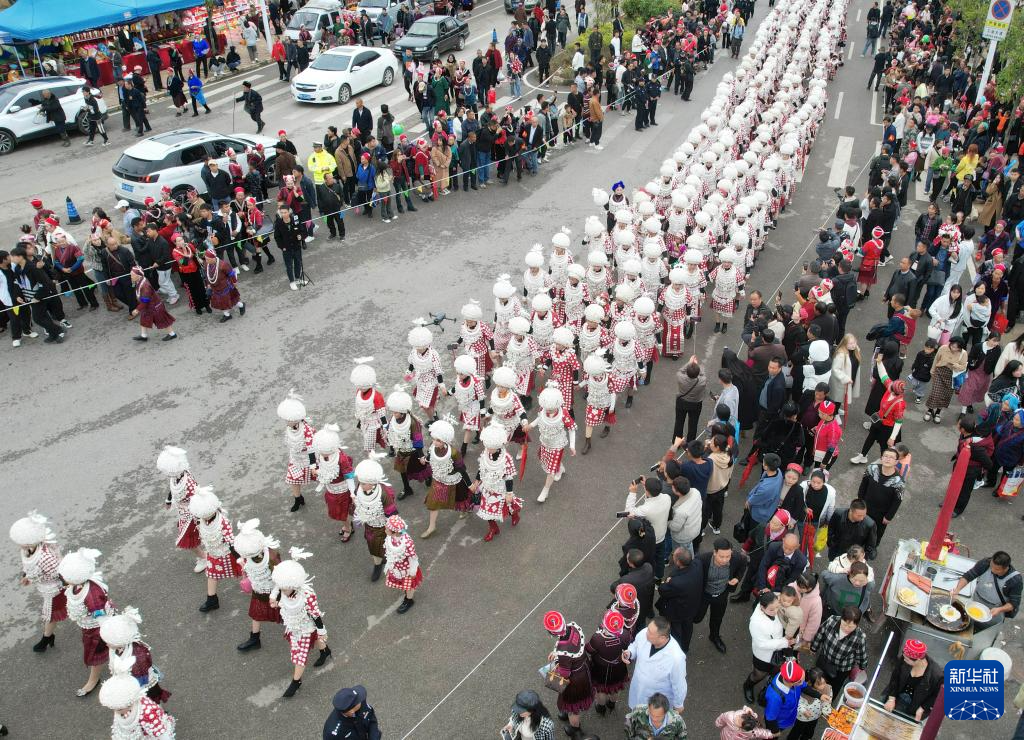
[1,0,1021,738]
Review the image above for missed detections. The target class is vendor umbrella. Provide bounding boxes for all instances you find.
[925,437,970,561]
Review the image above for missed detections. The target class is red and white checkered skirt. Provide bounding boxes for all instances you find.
[608,372,636,394]
[460,408,482,431]
[175,517,201,550]
[539,445,565,475]
[415,385,439,410]
[663,323,685,355]
[248,593,283,623]
[585,406,616,427]
[476,490,523,522]
[43,591,67,623]
[386,567,424,591]
[324,491,351,521]
[205,552,242,580]
[285,463,313,486]
[285,630,317,666]
[636,343,656,364]
[711,295,737,317]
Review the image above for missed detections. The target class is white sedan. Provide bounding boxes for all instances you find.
[291,46,399,105]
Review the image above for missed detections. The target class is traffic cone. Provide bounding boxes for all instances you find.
[65,195,82,225]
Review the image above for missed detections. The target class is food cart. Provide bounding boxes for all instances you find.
[881,538,1002,662]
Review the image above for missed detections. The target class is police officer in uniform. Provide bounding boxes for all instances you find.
[646,74,661,126]
[323,685,382,740]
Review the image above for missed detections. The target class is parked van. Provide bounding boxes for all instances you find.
[284,0,345,45]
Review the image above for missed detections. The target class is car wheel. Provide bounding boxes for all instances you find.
[457,34,466,51]
[0,129,14,154]
[76,111,89,135]
[264,156,278,188]
[382,68,395,86]
[431,47,440,61]
[338,84,352,104]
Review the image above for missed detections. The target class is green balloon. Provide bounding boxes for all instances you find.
[392,122,404,136]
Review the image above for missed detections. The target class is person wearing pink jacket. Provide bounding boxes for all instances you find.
[795,571,823,649]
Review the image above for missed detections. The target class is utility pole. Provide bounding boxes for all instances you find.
[258,0,275,56]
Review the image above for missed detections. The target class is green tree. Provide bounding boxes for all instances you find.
[948,0,1024,101]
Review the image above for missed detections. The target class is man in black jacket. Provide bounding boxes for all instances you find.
[236,81,265,133]
[867,47,890,91]
[123,79,151,137]
[323,685,381,740]
[202,159,233,209]
[274,204,308,290]
[827,500,878,560]
[883,257,915,311]
[145,46,164,91]
[0,250,35,346]
[8,245,63,342]
[755,357,787,438]
[755,532,808,595]
[316,173,346,241]
[857,449,905,541]
[352,99,373,144]
[907,241,933,307]
[656,548,704,653]
[39,89,69,147]
[458,132,478,191]
[142,223,178,303]
[611,548,656,629]
[694,539,747,653]
[832,260,858,336]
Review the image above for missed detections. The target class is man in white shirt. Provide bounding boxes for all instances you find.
[626,477,673,578]
[623,617,687,712]
[571,44,584,72]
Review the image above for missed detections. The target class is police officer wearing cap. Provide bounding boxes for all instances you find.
[323,685,381,740]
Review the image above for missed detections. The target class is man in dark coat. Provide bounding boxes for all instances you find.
[145,46,164,90]
[352,99,373,144]
[612,548,656,629]
[827,500,878,560]
[694,539,747,653]
[8,245,63,342]
[236,81,265,133]
[39,89,69,146]
[656,547,704,652]
[755,357,788,438]
[123,79,151,137]
[202,160,234,208]
[323,685,381,740]
[755,532,808,595]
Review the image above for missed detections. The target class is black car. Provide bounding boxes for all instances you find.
[391,16,469,61]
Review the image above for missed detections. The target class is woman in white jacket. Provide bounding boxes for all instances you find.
[829,334,862,411]
[927,284,964,344]
[744,592,792,702]
[994,331,1024,377]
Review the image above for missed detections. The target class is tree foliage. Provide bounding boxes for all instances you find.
[948,0,1024,101]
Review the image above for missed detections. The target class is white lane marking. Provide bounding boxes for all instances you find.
[848,44,855,61]
[827,136,855,188]
[165,75,278,110]
[834,91,844,120]
[857,8,862,21]
[870,87,878,125]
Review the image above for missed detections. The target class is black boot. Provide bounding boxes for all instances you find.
[720,322,728,334]
[397,597,415,614]
[371,562,384,582]
[605,700,616,712]
[600,425,611,438]
[265,252,276,265]
[595,703,607,716]
[313,646,332,666]
[31,634,55,653]
[237,632,261,651]
[282,679,302,698]
[397,474,413,500]
[199,594,220,613]
[252,255,263,274]
[460,442,468,458]
[713,321,721,332]
[289,495,305,512]
[581,437,592,455]
[625,395,633,409]
[743,679,755,703]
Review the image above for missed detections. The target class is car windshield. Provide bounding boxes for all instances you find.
[311,54,352,71]
[361,0,388,7]
[287,10,320,30]
[407,21,438,36]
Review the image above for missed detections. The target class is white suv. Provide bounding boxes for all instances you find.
[111,129,279,206]
[0,76,108,154]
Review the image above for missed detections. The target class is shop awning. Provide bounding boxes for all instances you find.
[0,0,203,42]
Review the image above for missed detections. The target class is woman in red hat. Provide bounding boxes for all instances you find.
[129,266,177,342]
[856,226,884,299]
[880,639,941,720]
[585,609,628,717]
[543,610,593,738]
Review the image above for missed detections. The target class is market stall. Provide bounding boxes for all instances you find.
[881,538,1002,661]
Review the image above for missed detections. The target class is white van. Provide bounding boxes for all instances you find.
[284,0,345,45]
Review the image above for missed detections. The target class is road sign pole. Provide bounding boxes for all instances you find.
[977,37,998,104]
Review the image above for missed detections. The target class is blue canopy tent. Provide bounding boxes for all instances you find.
[0,0,204,42]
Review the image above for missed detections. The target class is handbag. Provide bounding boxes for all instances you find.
[732,509,754,543]
[996,467,1024,498]
[542,662,569,694]
[926,324,943,341]
[994,312,1009,334]
[952,370,967,391]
